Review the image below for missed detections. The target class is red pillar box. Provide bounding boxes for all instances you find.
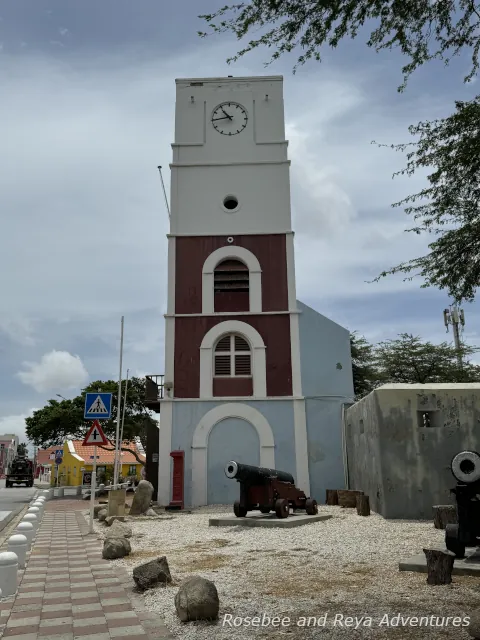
[168,450,184,510]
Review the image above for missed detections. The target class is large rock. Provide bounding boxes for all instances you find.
[97,508,108,522]
[133,556,171,591]
[468,610,480,638]
[105,515,126,526]
[105,521,132,539]
[129,480,154,516]
[102,537,131,560]
[94,505,105,518]
[175,576,219,622]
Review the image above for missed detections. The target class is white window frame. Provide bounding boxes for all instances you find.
[200,320,267,398]
[214,334,252,378]
[202,246,262,314]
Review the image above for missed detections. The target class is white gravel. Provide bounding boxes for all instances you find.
[92,506,480,639]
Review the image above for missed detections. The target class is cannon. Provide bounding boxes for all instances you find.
[225,461,318,518]
[445,450,480,558]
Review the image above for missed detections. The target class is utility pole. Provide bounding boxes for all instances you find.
[443,305,465,368]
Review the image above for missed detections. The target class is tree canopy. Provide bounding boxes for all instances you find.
[25,378,156,463]
[199,1,480,302]
[351,331,480,398]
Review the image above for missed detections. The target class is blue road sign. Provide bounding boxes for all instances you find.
[84,393,112,419]
[55,456,63,465]
[55,449,63,458]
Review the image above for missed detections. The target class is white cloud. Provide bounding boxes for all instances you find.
[0,410,37,446]
[17,351,89,393]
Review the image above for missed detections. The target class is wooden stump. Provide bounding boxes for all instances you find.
[432,505,457,530]
[356,494,370,516]
[423,548,455,585]
[325,490,338,506]
[337,489,364,508]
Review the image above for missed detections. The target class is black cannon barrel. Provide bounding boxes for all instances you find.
[224,461,294,485]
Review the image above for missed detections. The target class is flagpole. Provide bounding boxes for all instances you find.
[114,316,124,487]
[119,369,129,458]
[89,444,97,534]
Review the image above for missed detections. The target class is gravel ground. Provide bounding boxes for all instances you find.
[93,506,480,639]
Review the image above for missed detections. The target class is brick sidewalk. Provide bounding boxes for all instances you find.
[0,500,174,640]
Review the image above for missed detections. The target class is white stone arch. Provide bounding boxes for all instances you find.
[202,245,262,314]
[191,403,276,506]
[200,320,267,398]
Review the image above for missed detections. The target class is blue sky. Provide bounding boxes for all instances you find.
[1,0,479,443]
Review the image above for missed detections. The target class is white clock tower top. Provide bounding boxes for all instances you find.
[169,75,293,236]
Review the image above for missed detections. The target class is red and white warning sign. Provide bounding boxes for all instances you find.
[82,419,109,446]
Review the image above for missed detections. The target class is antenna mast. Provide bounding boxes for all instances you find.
[443,304,465,368]
[157,166,170,218]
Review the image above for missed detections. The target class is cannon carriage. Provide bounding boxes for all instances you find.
[224,461,318,518]
[445,450,480,558]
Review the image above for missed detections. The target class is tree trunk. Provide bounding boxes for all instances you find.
[356,494,370,516]
[337,489,364,508]
[432,505,457,530]
[326,490,338,506]
[423,548,455,585]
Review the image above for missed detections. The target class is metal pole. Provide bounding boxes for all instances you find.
[452,319,463,368]
[119,369,129,456]
[157,166,171,218]
[89,445,97,534]
[114,316,124,487]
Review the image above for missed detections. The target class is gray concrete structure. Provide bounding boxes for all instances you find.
[345,383,480,519]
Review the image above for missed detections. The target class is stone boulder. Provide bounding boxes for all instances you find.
[133,556,171,591]
[468,610,480,638]
[174,576,219,622]
[105,521,132,539]
[129,480,154,516]
[94,505,105,518]
[105,515,126,526]
[145,508,156,517]
[102,537,131,560]
[97,508,108,522]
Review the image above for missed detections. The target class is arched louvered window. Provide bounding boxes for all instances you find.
[214,334,251,377]
[213,259,249,312]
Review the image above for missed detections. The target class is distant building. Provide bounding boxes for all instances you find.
[345,383,480,519]
[35,446,57,483]
[54,440,146,487]
[0,434,19,478]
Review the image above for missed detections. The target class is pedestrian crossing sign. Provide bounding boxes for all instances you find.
[84,392,112,419]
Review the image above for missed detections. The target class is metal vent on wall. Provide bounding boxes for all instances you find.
[214,259,249,293]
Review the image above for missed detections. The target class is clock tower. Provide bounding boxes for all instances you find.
[157,76,354,508]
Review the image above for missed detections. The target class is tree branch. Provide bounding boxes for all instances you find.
[96,445,145,466]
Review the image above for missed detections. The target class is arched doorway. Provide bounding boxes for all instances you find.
[207,417,260,504]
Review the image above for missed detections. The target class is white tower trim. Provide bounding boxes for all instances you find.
[199,320,267,398]
[191,402,275,506]
[202,245,262,314]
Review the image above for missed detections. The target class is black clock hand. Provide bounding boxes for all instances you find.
[221,108,233,120]
[212,116,232,122]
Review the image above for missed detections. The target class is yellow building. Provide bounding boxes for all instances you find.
[53,440,146,487]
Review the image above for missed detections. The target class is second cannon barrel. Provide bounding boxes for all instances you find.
[224,461,294,485]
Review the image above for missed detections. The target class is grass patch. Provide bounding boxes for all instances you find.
[177,553,228,571]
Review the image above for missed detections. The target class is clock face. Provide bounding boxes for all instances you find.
[211,102,248,136]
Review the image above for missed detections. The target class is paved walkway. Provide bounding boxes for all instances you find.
[0,500,173,640]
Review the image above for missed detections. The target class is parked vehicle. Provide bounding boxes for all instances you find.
[5,456,34,488]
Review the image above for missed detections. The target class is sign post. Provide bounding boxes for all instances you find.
[83,393,112,534]
[82,420,109,533]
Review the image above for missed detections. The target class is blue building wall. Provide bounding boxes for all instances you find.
[297,300,354,399]
[172,400,295,506]
[207,418,260,504]
[305,398,346,503]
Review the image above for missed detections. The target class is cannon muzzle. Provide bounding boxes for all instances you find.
[451,450,480,484]
[224,461,294,485]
